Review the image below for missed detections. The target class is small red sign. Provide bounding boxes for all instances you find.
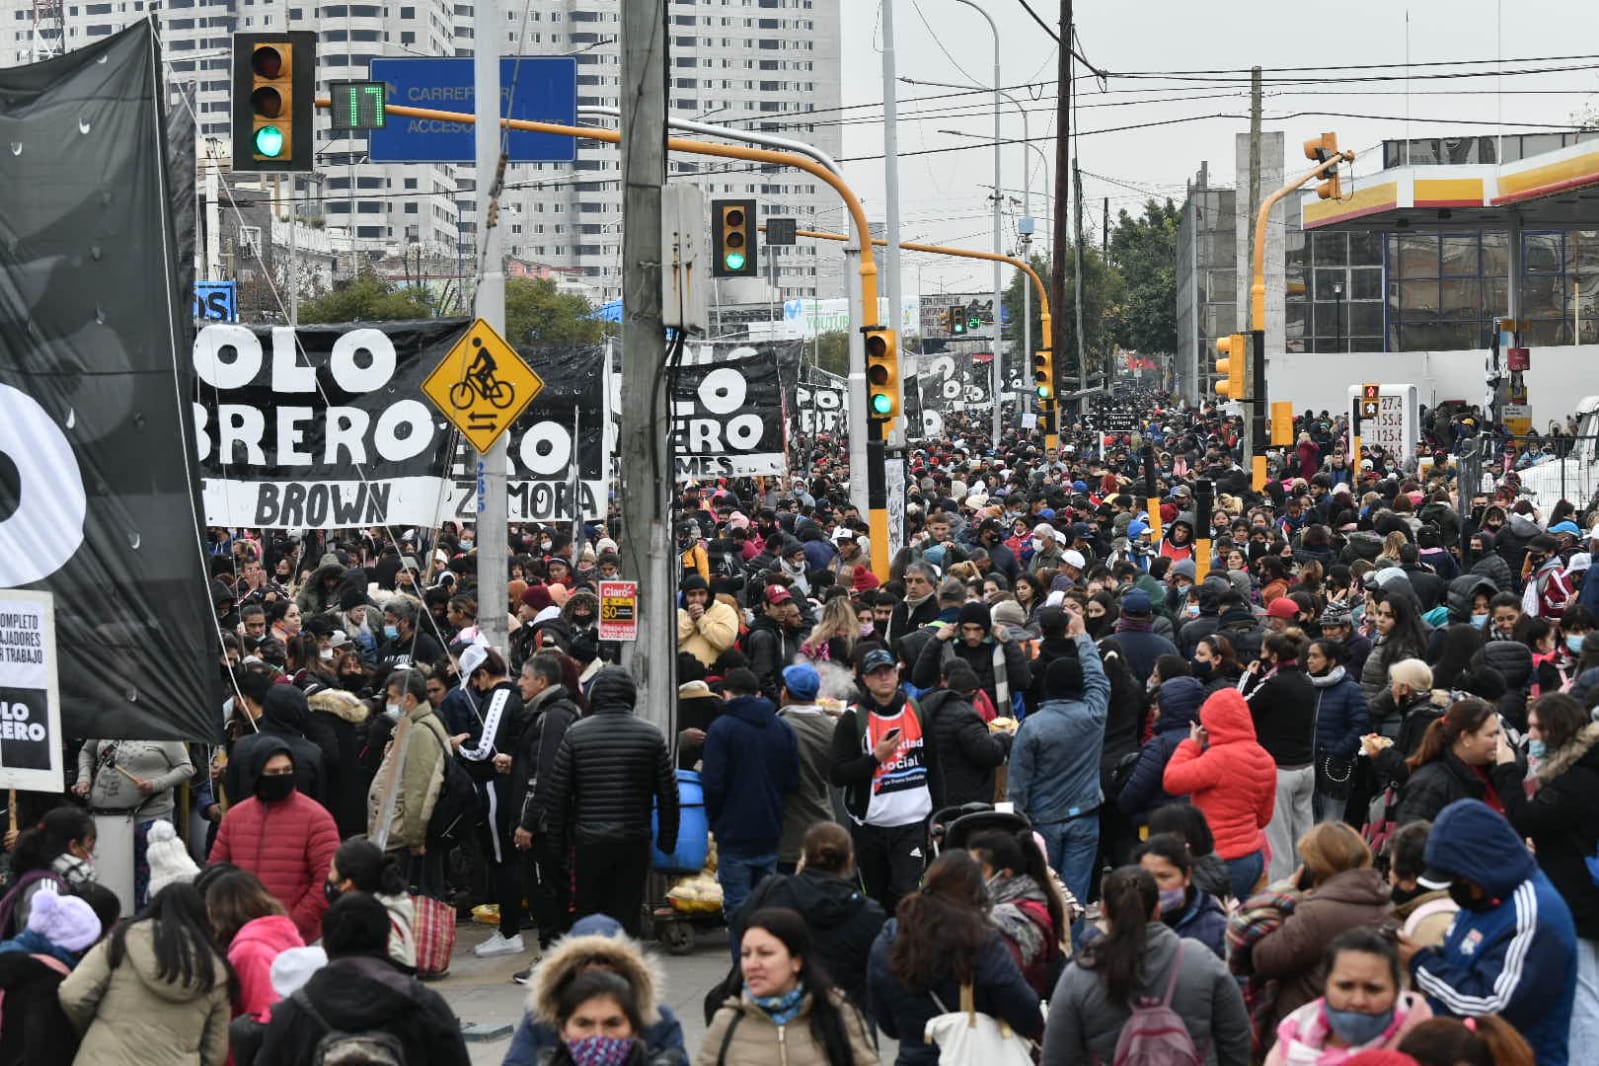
[598,580,638,641]
[1507,347,1530,371]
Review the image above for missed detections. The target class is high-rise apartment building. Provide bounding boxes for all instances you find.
[3,0,844,305]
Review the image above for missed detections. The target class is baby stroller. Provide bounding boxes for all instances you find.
[929,801,1035,856]
[929,800,1083,936]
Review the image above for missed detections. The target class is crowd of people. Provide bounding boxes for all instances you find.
[1,385,1596,1066]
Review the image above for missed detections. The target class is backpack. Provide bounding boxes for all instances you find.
[291,988,407,1065]
[424,720,478,843]
[1100,941,1202,1066]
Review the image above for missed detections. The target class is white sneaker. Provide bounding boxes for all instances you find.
[473,932,525,958]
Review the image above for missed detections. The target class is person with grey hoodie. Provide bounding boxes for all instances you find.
[1043,865,1250,1066]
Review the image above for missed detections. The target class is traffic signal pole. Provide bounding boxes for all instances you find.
[1247,148,1354,490]
[327,99,894,576]
[763,225,1059,448]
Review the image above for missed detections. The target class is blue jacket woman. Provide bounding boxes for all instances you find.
[1308,662,1369,757]
[1118,676,1206,823]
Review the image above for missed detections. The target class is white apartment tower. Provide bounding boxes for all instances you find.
[2,0,843,304]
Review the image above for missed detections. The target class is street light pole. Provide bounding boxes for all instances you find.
[947,0,1002,444]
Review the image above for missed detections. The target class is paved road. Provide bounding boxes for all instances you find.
[440,918,735,1066]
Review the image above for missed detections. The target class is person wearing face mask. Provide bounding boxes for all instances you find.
[1384,821,1457,948]
[365,667,452,899]
[453,646,532,959]
[1306,639,1370,824]
[209,741,339,943]
[1133,833,1227,959]
[1399,798,1577,1066]
[1265,928,1433,1065]
[1394,698,1511,829]
[966,829,1069,998]
[322,838,415,971]
[1486,692,1599,1051]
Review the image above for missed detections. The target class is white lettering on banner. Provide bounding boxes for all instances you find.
[0,385,87,587]
[519,421,573,476]
[195,324,398,395]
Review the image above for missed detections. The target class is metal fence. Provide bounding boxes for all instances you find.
[1458,434,1599,513]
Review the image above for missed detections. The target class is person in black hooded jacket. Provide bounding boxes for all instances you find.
[725,821,886,1012]
[225,667,327,807]
[917,659,1010,807]
[543,666,679,937]
[256,893,468,1066]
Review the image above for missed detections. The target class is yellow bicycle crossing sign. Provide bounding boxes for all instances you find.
[421,318,544,453]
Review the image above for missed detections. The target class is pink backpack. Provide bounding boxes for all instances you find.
[1101,941,1203,1066]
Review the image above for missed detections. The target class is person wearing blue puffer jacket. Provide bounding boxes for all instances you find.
[701,668,799,920]
[1306,638,1369,823]
[1118,675,1206,826]
[1403,798,1577,1066]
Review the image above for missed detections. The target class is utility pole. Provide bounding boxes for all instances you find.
[1073,159,1085,396]
[880,0,905,408]
[617,0,673,737]
[988,15,1002,446]
[473,0,508,653]
[1242,64,1262,470]
[1051,0,1071,424]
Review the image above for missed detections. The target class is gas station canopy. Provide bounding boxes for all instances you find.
[1302,138,1599,231]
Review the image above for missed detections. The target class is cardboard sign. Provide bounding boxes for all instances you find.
[598,580,639,642]
[0,590,63,792]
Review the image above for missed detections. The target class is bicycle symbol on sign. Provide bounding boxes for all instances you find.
[448,336,516,410]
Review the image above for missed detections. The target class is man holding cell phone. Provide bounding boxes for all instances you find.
[829,647,941,914]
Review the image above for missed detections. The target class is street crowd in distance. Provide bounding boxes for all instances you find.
[2,385,1597,1066]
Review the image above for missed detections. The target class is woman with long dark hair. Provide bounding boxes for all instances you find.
[202,867,302,1022]
[0,806,97,938]
[1428,623,1484,691]
[1359,591,1429,705]
[867,851,1040,1065]
[1133,833,1227,959]
[324,838,415,971]
[966,829,1068,998]
[59,883,233,1066]
[1042,865,1250,1065]
[1192,633,1243,693]
[1395,697,1506,827]
[699,907,876,1066]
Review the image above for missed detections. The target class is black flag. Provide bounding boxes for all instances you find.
[0,22,219,741]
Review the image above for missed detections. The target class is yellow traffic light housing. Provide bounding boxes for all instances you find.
[865,328,900,419]
[1304,132,1343,200]
[1033,348,1055,402]
[712,199,757,277]
[232,32,315,172]
[1214,333,1245,399]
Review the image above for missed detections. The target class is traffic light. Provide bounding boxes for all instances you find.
[1303,132,1342,200]
[1033,348,1055,402]
[711,199,758,277]
[232,33,315,172]
[864,328,901,419]
[948,304,966,336]
[1214,333,1246,399]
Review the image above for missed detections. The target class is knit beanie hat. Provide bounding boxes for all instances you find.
[145,819,200,897]
[990,600,1027,630]
[27,890,101,952]
[957,602,992,630]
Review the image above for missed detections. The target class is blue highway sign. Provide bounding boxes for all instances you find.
[368,56,578,164]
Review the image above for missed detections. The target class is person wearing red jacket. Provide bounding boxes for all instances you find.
[1161,688,1277,902]
[209,737,340,943]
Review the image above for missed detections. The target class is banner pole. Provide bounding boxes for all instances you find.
[473,0,509,654]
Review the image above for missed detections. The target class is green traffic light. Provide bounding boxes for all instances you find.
[254,125,286,158]
[1037,385,1051,399]
[870,393,893,415]
[724,251,746,271]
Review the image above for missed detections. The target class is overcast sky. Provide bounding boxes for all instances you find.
[832,0,1599,295]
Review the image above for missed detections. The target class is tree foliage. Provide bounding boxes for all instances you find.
[504,276,613,346]
[297,271,432,324]
[1108,199,1181,356]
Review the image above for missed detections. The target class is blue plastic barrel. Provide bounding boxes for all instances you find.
[653,768,709,873]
